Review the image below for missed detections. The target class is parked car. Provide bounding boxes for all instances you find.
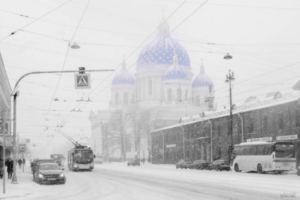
[176,159,192,169]
[127,158,140,166]
[192,160,209,170]
[208,160,231,171]
[34,163,66,184]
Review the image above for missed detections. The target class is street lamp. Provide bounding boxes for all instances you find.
[224,53,234,162]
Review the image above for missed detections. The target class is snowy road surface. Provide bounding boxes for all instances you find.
[1,163,299,200]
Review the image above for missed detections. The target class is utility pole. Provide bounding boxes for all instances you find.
[225,69,235,162]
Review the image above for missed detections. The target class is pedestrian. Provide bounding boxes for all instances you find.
[18,158,22,169]
[5,158,13,179]
[0,158,3,179]
[22,158,26,166]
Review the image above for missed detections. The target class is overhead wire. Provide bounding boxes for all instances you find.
[0,0,74,42]
[45,0,91,123]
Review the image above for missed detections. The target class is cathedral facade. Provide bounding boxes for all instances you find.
[89,19,215,160]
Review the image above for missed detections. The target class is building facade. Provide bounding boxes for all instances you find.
[0,52,12,159]
[151,91,300,164]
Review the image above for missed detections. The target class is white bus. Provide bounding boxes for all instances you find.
[232,141,295,173]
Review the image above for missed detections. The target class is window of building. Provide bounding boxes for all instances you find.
[246,116,254,133]
[278,113,284,129]
[149,80,152,96]
[185,89,188,101]
[296,110,300,127]
[196,96,200,106]
[123,93,128,105]
[177,88,182,102]
[263,115,268,131]
[168,88,172,102]
[115,93,119,105]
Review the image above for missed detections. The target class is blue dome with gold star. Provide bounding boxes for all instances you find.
[192,63,214,92]
[112,61,135,87]
[137,20,190,68]
[163,54,188,83]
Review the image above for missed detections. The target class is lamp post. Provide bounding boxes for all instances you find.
[10,68,114,183]
[224,53,235,162]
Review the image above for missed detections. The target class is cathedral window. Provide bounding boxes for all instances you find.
[124,93,128,105]
[168,89,172,102]
[196,96,200,106]
[149,80,152,96]
[185,89,188,101]
[115,93,119,105]
[177,88,182,102]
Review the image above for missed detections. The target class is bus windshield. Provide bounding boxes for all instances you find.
[74,150,94,163]
[275,143,295,158]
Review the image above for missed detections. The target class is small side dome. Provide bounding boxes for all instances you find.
[112,60,135,87]
[192,63,214,92]
[163,53,188,84]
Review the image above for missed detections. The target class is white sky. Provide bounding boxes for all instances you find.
[1,0,300,153]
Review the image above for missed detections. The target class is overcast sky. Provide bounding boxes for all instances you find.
[1,0,300,153]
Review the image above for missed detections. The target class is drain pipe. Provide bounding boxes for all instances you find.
[180,125,185,160]
[237,112,244,142]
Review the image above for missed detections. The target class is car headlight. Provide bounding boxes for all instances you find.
[38,173,44,178]
[74,164,78,167]
[59,173,64,177]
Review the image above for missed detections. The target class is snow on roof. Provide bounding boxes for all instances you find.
[152,91,300,133]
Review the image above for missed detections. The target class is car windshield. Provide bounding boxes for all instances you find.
[275,144,295,158]
[39,164,60,170]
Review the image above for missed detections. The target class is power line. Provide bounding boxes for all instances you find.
[0,0,74,42]
[45,0,92,123]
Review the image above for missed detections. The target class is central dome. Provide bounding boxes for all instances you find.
[137,20,190,68]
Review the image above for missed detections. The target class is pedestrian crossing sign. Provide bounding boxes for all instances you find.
[75,73,91,89]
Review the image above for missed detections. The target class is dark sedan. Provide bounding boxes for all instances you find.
[34,163,66,184]
[208,160,231,171]
[192,160,209,170]
[176,160,192,169]
[127,158,140,166]
[31,159,56,174]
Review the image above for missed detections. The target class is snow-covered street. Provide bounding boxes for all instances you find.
[0,163,299,200]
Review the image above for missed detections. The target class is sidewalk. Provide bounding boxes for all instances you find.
[0,164,36,199]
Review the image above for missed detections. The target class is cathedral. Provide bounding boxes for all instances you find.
[89,18,215,160]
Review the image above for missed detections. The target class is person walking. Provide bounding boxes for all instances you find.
[22,158,26,166]
[5,158,13,179]
[18,158,22,169]
[0,158,3,179]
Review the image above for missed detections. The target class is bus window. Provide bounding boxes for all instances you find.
[275,144,295,158]
[257,145,264,155]
[250,146,257,155]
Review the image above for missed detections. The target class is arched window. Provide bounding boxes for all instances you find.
[123,93,128,105]
[196,96,200,106]
[115,93,119,105]
[149,80,152,96]
[168,89,172,102]
[177,88,182,102]
[185,89,188,101]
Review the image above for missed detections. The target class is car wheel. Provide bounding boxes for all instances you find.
[257,164,263,174]
[234,164,241,172]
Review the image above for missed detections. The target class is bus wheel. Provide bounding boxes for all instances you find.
[234,164,240,172]
[257,164,263,174]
